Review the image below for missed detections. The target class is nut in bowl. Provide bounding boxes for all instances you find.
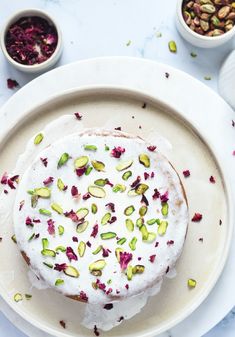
[176,0,235,48]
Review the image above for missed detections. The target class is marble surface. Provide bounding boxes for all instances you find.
[0,0,234,336]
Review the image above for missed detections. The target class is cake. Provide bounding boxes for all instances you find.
[13,128,188,305]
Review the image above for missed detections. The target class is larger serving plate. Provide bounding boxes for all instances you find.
[0,58,234,337]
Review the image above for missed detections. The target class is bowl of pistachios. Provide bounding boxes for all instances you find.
[176,0,235,48]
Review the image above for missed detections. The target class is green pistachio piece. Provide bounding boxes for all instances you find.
[91,270,102,276]
[31,194,38,208]
[51,203,63,214]
[126,265,133,280]
[74,156,89,169]
[27,189,34,195]
[105,145,110,151]
[28,233,35,241]
[100,232,117,240]
[135,183,149,195]
[58,225,64,235]
[42,238,49,250]
[168,40,177,53]
[94,178,107,187]
[85,166,93,175]
[158,220,168,236]
[92,245,102,255]
[144,232,157,243]
[78,241,86,257]
[64,266,79,278]
[136,217,144,228]
[56,246,66,252]
[91,203,98,214]
[89,259,106,273]
[58,153,70,168]
[76,221,89,233]
[101,212,111,225]
[112,184,126,193]
[139,205,148,216]
[11,234,17,243]
[41,249,56,257]
[129,237,137,251]
[116,159,133,171]
[43,262,53,268]
[84,145,97,151]
[124,205,135,216]
[139,154,150,168]
[55,279,64,286]
[161,202,169,216]
[188,278,197,288]
[132,265,145,274]
[140,225,148,240]
[14,293,23,302]
[115,247,124,262]
[76,208,89,219]
[88,185,106,198]
[57,178,66,191]
[91,160,105,172]
[117,237,127,245]
[39,208,52,216]
[125,218,134,232]
[107,279,112,284]
[147,219,157,225]
[34,133,44,145]
[34,187,51,198]
[122,170,132,181]
[156,218,161,225]
[127,189,138,197]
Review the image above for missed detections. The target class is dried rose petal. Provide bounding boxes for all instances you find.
[25,216,33,226]
[76,167,86,177]
[149,254,156,263]
[19,200,25,211]
[72,236,78,242]
[40,157,48,167]
[86,241,91,247]
[167,240,174,245]
[147,145,157,152]
[33,218,41,223]
[102,247,111,257]
[96,279,106,291]
[108,216,117,224]
[64,210,79,222]
[138,257,142,261]
[82,192,91,200]
[166,266,170,274]
[144,172,150,180]
[94,325,100,336]
[130,176,141,188]
[0,172,8,184]
[66,247,78,261]
[105,203,115,212]
[7,79,19,89]
[155,242,159,247]
[151,172,154,178]
[59,320,66,329]
[119,252,132,270]
[106,288,113,295]
[183,170,190,178]
[232,120,235,127]
[105,179,114,187]
[125,284,129,290]
[191,213,202,222]
[114,127,121,131]
[104,303,113,310]
[47,219,55,235]
[160,191,169,203]
[199,237,204,242]
[141,194,149,206]
[54,263,67,271]
[71,185,79,197]
[90,224,98,238]
[43,176,54,186]
[152,188,160,200]
[74,112,82,120]
[3,190,8,194]
[80,291,88,302]
[233,150,235,156]
[110,146,125,158]
[209,176,216,183]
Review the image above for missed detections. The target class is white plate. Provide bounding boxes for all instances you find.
[0,57,234,337]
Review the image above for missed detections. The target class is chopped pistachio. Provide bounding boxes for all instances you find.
[144,232,157,243]
[156,31,162,37]
[124,205,135,216]
[147,218,157,225]
[161,202,168,216]
[27,189,34,195]
[41,249,56,257]
[122,170,132,181]
[156,218,161,225]
[51,203,63,214]
[84,145,97,151]
[28,233,35,241]
[125,218,134,232]
[116,159,133,171]
[136,217,144,228]
[190,52,197,58]
[204,76,211,80]
[105,145,110,151]
[168,40,177,53]
[127,189,138,197]
[55,279,64,286]
[11,234,17,243]
[92,245,102,255]
[74,156,89,169]
[76,221,89,233]
[115,247,124,262]
[100,232,117,240]
[91,203,98,214]
[31,194,38,208]
[39,208,52,216]
[58,225,64,235]
[34,187,51,198]
[55,245,66,252]
[158,220,168,236]
[42,238,49,250]
[188,278,197,288]
[107,279,112,285]
[88,185,106,198]
[140,225,148,240]
[76,208,89,219]
[85,166,93,175]
[91,270,102,276]
[139,205,148,216]
[132,265,145,274]
[126,39,131,46]
[57,178,66,191]
[43,262,53,268]
[139,154,150,168]
[117,237,127,245]
[135,183,149,195]
[126,265,133,280]
[58,153,70,168]
[14,293,23,302]
[129,237,137,251]
[64,266,79,278]
[89,259,106,272]
[34,133,43,145]
[112,184,126,193]
[91,160,105,172]
[101,212,111,225]
[78,241,86,257]
[94,178,107,187]
[25,294,32,300]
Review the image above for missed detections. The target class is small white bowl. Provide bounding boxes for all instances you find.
[176,0,235,48]
[0,8,63,73]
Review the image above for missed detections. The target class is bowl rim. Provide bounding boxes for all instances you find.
[176,0,235,41]
[0,8,62,70]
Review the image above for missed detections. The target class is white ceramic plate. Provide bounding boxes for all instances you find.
[0,58,234,337]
